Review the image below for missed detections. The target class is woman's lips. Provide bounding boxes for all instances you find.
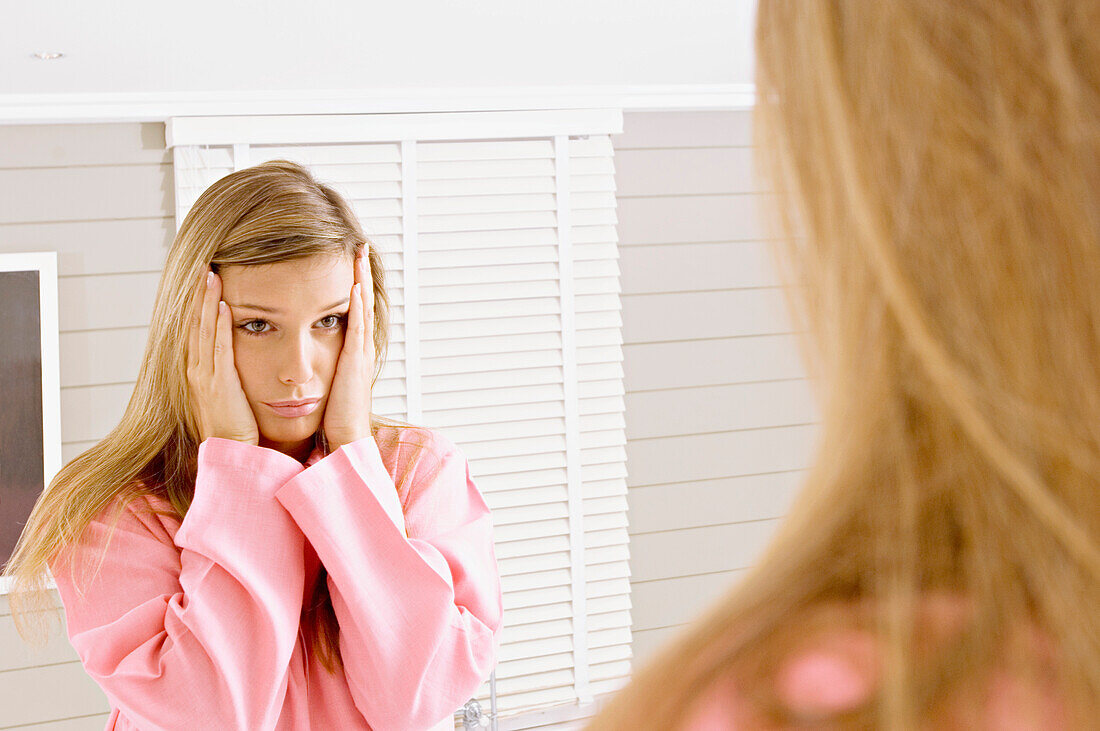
[265,399,320,418]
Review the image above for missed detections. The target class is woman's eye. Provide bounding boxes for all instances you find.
[235,316,345,337]
[320,314,348,329]
[239,320,269,336]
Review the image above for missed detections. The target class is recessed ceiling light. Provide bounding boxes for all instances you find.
[31,52,65,60]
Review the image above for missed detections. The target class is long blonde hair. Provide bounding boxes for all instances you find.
[3,159,429,676]
[587,1,1100,727]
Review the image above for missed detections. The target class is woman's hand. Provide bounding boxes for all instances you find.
[322,252,376,452]
[186,268,260,445]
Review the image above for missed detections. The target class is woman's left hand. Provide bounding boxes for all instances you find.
[322,251,375,452]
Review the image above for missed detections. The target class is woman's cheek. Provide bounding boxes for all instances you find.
[231,343,264,399]
[323,338,343,379]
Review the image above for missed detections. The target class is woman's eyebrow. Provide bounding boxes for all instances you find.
[230,298,350,314]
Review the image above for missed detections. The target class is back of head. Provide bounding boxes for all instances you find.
[587,1,1100,727]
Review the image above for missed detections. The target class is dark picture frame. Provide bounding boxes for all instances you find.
[0,252,62,594]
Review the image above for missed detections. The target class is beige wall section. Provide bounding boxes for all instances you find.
[615,111,818,672]
[0,123,173,728]
[0,110,819,728]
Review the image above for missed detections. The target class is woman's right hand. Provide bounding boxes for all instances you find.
[186,268,260,445]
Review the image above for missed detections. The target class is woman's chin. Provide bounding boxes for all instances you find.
[258,416,320,444]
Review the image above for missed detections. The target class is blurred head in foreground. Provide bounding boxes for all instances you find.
[587,1,1100,727]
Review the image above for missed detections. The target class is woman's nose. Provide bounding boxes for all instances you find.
[278,332,316,385]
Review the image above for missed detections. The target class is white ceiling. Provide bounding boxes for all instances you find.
[3,1,756,117]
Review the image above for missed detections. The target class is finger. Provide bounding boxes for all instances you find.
[198,272,220,376]
[361,277,370,340]
[350,254,366,352]
[344,282,364,356]
[364,287,375,361]
[214,300,234,378]
[187,269,208,370]
[361,256,375,319]
[359,254,375,336]
[360,256,375,364]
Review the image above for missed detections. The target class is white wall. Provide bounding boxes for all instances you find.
[4,1,756,97]
[613,111,817,668]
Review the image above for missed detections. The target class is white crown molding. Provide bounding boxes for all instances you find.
[0,84,755,126]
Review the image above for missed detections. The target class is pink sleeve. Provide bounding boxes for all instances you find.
[273,432,504,730]
[49,438,308,731]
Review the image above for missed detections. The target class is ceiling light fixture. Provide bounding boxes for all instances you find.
[31,52,65,60]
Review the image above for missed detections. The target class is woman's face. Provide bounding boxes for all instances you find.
[217,253,355,457]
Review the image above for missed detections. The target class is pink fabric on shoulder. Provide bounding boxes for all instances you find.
[679,632,877,730]
[678,596,1067,730]
[773,628,879,717]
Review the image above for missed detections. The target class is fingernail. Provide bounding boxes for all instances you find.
[206,272,214,288]
[219,300,227,313]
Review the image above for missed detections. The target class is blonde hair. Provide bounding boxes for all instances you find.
[3,159,430,676]
[587,1,1100,727]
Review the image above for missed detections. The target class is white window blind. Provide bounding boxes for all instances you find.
[167,110,630,727]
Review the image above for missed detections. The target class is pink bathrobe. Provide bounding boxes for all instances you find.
[49,427,503,731]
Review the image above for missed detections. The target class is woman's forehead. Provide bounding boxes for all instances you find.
[220,254,354,313]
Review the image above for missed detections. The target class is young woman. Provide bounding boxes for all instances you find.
[587,1,1099,728]
[3,160,503,730]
